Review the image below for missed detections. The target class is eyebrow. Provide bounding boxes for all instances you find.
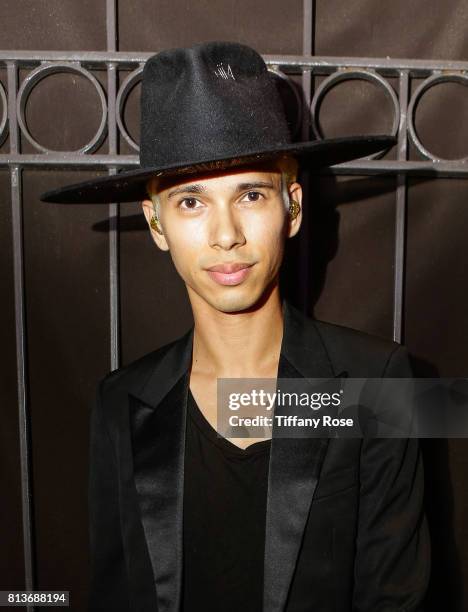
[167,184,207,198]
[236,181,275,191]
[166,181,275,199]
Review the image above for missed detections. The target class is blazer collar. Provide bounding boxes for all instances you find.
[127,299,337,612]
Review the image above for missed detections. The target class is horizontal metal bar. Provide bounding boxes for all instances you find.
[0,51,467,77]
[322,159,468,177]
[0,154,138,166]
[264,55,468,77]
[0,51,149,67]
[0,155,466,177]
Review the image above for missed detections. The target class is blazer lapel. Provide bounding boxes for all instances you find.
[127,327,194,612]
[263,301,338,612]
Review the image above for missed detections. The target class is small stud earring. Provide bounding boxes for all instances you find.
[150,214,164,235]
[289,200,300,220]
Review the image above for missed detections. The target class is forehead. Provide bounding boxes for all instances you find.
[153,160,283,196]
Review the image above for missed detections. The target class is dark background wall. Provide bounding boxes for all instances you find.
[1,1,467,610]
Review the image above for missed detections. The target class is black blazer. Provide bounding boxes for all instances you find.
[88,300,430,612]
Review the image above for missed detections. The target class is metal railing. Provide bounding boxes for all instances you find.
[1,52,467,175]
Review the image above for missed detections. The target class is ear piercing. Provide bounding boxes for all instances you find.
[150,214,164,234]
[289,200,300,220]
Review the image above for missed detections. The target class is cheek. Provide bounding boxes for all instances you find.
[164,223,204,273]
[247,213,286,258]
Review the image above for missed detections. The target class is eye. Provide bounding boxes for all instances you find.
[178,197,202,210]
[241,191,264,202]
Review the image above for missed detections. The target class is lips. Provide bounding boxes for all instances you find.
[207,262,252,273]
[205,262,254,286]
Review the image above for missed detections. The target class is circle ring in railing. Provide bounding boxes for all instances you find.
[310,69,400,160]
[407,72,468,162]
[16,62,108,154]
[116,66,143,152]
[267,66,303,139]
[0,81,8,147]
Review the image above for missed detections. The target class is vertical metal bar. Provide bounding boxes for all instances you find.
[106,0,120,371]
[106,0,118,53]
[302,0,315,60]
[8,61,36,611]
[300,0,315,312]
[393,71,409,343]
[301,0,314,140]
[108,170,120,371]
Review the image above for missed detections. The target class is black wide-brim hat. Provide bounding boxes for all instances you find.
[41,41,396,204]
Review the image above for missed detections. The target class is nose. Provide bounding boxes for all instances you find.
[208,204,246,250]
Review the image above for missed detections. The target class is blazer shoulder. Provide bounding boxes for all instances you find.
[99,329,191,395]
[311,317,405,377]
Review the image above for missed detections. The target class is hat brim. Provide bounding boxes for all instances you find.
[40,134,396,204]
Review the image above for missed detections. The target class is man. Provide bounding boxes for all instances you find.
[41,41,430,611]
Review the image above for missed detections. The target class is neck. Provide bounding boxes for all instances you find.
[189,284,284,378]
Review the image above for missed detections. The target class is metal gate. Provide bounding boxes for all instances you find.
[2,0,467,607]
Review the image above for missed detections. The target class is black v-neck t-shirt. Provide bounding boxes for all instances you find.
[182,387,272,612]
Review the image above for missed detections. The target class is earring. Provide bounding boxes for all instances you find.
[289,200,300,220]
[150,214,164,235]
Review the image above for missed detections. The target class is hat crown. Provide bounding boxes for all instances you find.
[140,41,292,168]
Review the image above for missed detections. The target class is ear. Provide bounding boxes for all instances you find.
[141,199,170,251]
[286,182,303,238]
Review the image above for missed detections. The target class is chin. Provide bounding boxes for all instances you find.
[205,287,264,314]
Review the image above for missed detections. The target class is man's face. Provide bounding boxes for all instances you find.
[141,161,302,314]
